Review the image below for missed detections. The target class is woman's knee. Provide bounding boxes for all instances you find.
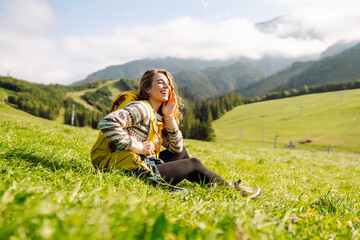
[159,147,190,162]
[188,158,204,169]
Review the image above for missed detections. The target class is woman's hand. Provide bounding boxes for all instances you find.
[141,141,155,156]
[162,91,176,118]
[130,141,155,156]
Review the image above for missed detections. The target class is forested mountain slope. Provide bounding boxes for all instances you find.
[174,62,266,98]
[74,57,238,84]
[243,43,360,97]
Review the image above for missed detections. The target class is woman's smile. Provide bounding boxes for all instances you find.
[160,89,169,97]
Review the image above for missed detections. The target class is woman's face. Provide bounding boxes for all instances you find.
[146,73,171,103]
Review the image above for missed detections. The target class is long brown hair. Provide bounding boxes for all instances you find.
[139,69,183,124]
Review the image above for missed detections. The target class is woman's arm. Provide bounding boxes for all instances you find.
[98,101,152,154]
[162,116,183,153]
[161,91,183,153]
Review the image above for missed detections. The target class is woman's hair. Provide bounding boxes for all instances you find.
[139,69,183,124]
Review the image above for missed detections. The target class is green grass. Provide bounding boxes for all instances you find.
[213,89,360,153]
[0,87,14,100]
[107,80,123,100]
[0,100,359,239]
[66,89,97,110]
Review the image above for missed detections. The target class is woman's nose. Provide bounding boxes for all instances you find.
[163,82,170,89]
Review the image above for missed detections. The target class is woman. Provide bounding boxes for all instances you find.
[98,69,261,198]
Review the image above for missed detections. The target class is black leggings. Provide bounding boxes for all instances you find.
[156,148,229,187]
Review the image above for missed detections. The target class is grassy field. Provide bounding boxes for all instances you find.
[213,89,360,153]
[66,89,97,110]
[0,99,359,239]
[0,87,14,101]
[65,79,121,108]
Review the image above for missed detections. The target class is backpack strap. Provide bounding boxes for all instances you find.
[141,100,163,158]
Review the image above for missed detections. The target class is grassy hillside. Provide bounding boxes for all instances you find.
[213,89,360,153]
[0,100,359,239]
[1,75,199,128]
[0,87,14,100]
[65,80,121,110]
[66,89,97,110]
[0,76,135,126]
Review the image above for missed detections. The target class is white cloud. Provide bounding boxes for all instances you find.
[1,0,359,84]
[0,0,63,83]
[62,17,327,64]
[0,0,55,35]
[264,0,360,41]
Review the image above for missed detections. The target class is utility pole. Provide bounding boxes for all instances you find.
[260,115,266,147]
[297,106,306,116]
[71,104,75,126]
[337,94,345,103]
[239,129,243,139]
[274,131,278,148]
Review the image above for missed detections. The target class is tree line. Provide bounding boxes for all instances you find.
[2,76,67,120]
[63,97,103,129]
[0,76,108,124]
[180,92,243,141]
[245,79,360,103]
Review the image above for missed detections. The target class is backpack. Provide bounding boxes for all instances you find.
[90,91,162,171]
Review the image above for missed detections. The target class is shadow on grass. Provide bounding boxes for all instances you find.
[0,141,88,173]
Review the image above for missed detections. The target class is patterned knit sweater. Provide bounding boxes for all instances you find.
[98,101,183,155]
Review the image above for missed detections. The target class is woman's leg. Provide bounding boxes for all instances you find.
[159,147,190,162]
[156,157,230,186]
[157,149,261,198]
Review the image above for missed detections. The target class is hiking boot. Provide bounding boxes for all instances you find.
[233,180,261,199]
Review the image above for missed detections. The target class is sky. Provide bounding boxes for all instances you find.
[0,0,360,85]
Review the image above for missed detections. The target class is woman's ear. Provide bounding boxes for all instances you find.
[145,88,152,99]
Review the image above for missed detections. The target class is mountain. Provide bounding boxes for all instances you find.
[173,62,266,99]
[286,42,360,89]
[77,55,316,86]
[242,61,315,97]
[242,42,360,97]
[321,39,360,58]
[73,32,360,99]
[73,57,238,85]
[74,57,266,99]
[239,55,317,75]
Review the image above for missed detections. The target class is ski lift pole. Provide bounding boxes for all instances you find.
[71,104,75,126]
